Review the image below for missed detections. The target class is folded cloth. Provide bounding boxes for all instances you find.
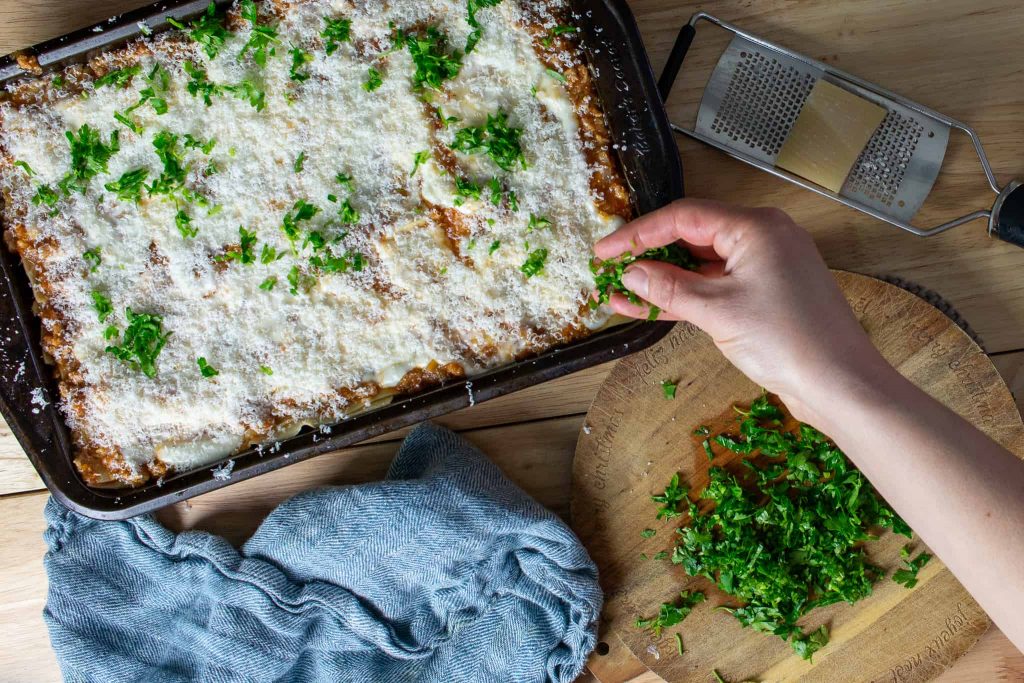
[43,423,602,683]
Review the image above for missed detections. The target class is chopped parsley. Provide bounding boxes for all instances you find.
[507,190,519,212]
[488,177,502,206]
[183,134,216,155]
[453,177,481,206]
[649,394,912,661]
[411,151,430,177]
[661,380,678,400]
[260,244,283,264]
[310,248,365,274]
[651,472,687,520]
[175,210,197,239]
[590,243,699,315]
[545,68,568,84]
[527,213,552,232]
[406,28,463,91]
[218,226,258,265]
[83,247,102,273]
[335,172,354,192]
[465,0,504,53]
[281,200,320,246]
[52,75,65,88]
[259,365,274,376]
[225,79,266,111]
[488,239,501,255]
[32,184,60,209]
[893,546,933,588]
[294,151,307,173]
[640,528,656,539]
[338,199,360,225]
[91,291,113,322]
[166,2,229,59]
[138,63,171,115]
[435,106,459,128]
[634,590,705,638]
[289,45,314,82]
[104,168,149,203]
[14,160,35,176]
[114,111,143,134]
[147,131,188,197]
[183,61,224,105]
[94,64,141,89]
[239,0,280,67]
[674,632,684,656]
[197,357,219,378]
[287,264,316,295]
[104,308,171,378]
[520,247,547,278]
[363,66,384,92]
[259,276,277,291]
[321,17,352,55]
[59,125,120,195]
[542,24,578,47]
[451,111,526,171]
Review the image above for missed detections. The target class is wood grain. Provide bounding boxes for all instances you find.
[573,273,1024,683]
[0,1,1021,681]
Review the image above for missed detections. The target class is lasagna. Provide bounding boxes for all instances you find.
[0,0,631,487]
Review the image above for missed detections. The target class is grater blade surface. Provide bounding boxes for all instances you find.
[836,78,950,221]
[695,35,950,222]
[696,36,822,166]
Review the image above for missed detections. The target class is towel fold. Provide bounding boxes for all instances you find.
[44,423,602,682]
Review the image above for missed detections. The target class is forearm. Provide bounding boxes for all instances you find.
[799,362,1024,651]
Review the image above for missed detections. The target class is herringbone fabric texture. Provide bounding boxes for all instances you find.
[43,423,602,683]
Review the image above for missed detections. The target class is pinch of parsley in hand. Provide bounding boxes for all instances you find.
[590,243,698,316]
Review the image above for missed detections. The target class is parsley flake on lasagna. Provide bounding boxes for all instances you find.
[0,0,631,487]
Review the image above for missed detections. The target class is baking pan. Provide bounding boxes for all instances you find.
[0,0,685,519]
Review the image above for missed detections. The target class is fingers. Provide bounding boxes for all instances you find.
[613,261,720,323]
[594,198,764,261]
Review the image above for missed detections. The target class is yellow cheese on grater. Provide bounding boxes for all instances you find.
[775,80,887,193]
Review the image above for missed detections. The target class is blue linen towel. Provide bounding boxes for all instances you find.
[43,423,602,683]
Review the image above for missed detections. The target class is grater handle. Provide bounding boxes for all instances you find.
[657,23,697,102]
[990,181,1024,248]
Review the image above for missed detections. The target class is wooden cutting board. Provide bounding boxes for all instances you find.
[571,271,1024,683]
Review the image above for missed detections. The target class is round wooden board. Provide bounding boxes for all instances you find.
[571,272,1024,683]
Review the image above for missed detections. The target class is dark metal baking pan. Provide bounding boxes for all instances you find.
[0,0,685,519]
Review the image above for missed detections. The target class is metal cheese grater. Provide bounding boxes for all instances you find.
[657,12,1024,247]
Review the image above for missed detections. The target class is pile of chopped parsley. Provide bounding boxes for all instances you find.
[591,244,699,320]
[639,394,927,662]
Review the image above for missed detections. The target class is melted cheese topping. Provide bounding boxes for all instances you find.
[0,0,628,483]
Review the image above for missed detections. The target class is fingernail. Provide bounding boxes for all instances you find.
[622,266,648,298]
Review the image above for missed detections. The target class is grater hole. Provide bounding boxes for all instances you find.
[709,50,816,158]
[845,110,924,207]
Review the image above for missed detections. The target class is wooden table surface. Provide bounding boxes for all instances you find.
[1,1,1022,681]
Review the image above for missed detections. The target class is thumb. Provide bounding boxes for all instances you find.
[617,261,721,324]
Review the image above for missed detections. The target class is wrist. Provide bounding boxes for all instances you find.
[779,349,906,432]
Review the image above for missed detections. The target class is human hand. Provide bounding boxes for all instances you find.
[594,199,895,422]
